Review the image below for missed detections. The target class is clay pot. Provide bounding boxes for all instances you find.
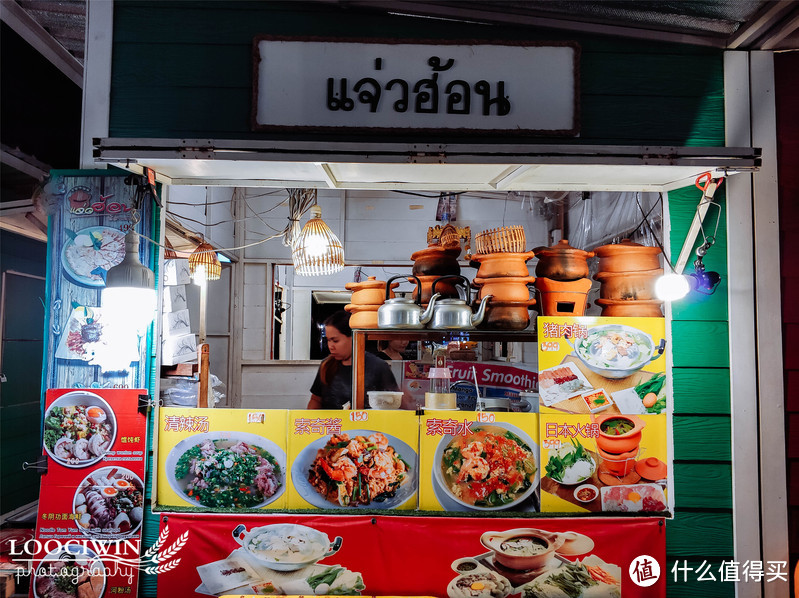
[343,304,379,329]
[345,276,398,305]
[594,414,646,454]
[473,275,536,302]
[412,274,459,305]
[534,277,592,317]
[594,239,662,273]
[480,298,536,330]
[635,457,668,481]
[480,529,565,571]
[595,268,663,301]
[597,447,639,476]
[411,245,461,276]
[533,240,594,281]
[595,298,663,317]
[467,251,535,279]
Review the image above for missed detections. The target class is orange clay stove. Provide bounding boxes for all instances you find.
[473,275,536,302]
[534,277,592,316]
[596,446,639,476]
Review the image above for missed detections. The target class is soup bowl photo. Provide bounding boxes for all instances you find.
[232,523,342,571]
[567,324,665,379]
[480,528,565,571]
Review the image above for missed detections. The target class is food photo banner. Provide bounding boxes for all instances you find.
[537,317,667,416]
[157,513,665,597]
[157,408,288,510]
[31,388,148,598]
[42,171,157,390]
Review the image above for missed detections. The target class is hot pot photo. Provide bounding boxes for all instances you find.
[567,324,665,379]
[231,523,342,572]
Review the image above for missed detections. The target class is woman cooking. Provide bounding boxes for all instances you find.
[308,311,399,409]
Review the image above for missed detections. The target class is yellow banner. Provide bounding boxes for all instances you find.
[157,407,288,509]
[286,410,419,510]
[418,411,540,512]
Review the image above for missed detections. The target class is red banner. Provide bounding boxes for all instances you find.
[26,389,147,598]
[157,513,665,597]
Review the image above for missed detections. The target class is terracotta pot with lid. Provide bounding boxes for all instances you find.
[473,275,536,302]
[479,298,537,330]
[594,414,646,454]
[344,304,380,329]
[466,251,535,278]
[345,276,398,305]
[533,240,595,281]
[594,268,663,301]
[411,245,461,276]
[595,298,663,317]
[412,274,460,306]
[594,239,662,273]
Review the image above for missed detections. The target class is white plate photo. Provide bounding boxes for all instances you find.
[538,362,593,407]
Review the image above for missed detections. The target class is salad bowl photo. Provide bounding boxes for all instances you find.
[232,523,342,571]
[567,324,665,379]
[165,431,286,509]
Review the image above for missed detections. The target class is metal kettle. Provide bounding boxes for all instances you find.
[377,275,440,329]
[427,275,492,330]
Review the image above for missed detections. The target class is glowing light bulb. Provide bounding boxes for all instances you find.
[192,264,207,286]
[655,273,690,301]
[302,233,329,257]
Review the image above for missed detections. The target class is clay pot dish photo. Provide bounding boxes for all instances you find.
[594,239,662,273]
[473,275,536,302]
[345,276,398,305]
[533,239,595,281]
[467,251,535,278]
[595,298,664,317]
[594,414,646,454]
[480,528,565,571]
[594,268,663,301]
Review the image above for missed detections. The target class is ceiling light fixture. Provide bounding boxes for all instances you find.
[188,241,222,282]
[292,204,345,276]
[101,230,157,334]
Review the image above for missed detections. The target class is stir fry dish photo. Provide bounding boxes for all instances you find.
[308,432,410,507]
[440,425,538,509]
[173,438,283,509]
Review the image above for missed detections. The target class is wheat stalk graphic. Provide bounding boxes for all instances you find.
[137,526,189,573]
[141,526,170,563]
[143,558,181,575]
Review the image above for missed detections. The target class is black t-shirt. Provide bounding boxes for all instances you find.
[310,351,399,409]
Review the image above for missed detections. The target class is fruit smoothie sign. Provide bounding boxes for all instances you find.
[537,317,668,416]
[29,389,147,597]
[156,408,288,510]
[286,410,419,510]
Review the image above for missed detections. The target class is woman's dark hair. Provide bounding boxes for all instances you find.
[319,310,352,385]
[324,310,352,338]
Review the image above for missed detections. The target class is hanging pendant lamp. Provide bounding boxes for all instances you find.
[292,205,345,276]
[188,241,221,281]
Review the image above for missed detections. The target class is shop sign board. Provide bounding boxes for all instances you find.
[286,409,419,511]
[157,408,288,510]
[27,389,148,597]
[418,411,540,512]
[537,317,668,415]
[253,37,579,135]
[157,512,664,596]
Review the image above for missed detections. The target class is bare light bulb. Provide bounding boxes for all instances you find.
[655,273,690,301]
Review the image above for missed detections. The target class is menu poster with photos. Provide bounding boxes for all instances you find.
[540,414,669,514]
[157,512,665,597]
[419,411,540,512]
[157,408,288,510]
[286,410,418,510]
[43,171,157,390]
[537,316,667,416]
[32,388,148,597]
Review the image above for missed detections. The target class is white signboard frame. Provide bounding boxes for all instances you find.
[252,37,580,136]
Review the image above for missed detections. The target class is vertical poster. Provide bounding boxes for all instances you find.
[42,172,157,390]
[30,389,148,597]
[156,408,288,510]
[286,410,419,510]
[537,317,667,415]
[419,410,540,512]
[539,414,669,513]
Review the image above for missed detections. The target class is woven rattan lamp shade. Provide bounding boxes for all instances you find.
[188,242,221,281]
[292,205,345,276]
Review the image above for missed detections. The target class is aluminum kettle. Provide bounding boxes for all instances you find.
[427,275,491,330]
[377,275,440,329]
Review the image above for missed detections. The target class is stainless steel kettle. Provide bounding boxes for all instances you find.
[427,275,492,330]
[377,275,440,329]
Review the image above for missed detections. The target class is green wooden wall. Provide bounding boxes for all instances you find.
[667,185,734,596]
[110,1,725,147]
